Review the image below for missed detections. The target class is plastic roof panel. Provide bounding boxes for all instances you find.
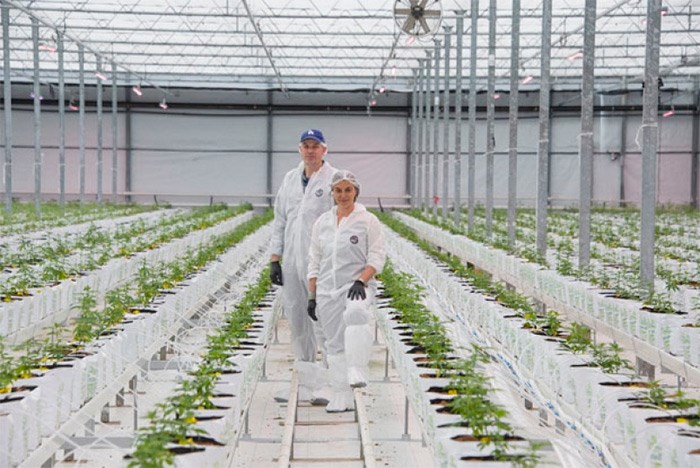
[2,0,699,92]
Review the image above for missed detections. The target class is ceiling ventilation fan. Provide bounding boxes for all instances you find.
[393,0,443,39]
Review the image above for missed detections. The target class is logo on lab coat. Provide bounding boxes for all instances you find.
[349,235,359,244]
[315,188,324,197]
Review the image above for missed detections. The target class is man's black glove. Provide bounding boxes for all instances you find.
[307,299,318,321]
[270,261,283,286]
[347,280,366,301]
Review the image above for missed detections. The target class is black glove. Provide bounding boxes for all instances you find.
[347,280,366,301]
[307,299,318,321]
[270,261,283,286]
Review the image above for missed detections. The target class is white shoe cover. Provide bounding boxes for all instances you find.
[326,354,355,412]
[326,389,355,413]
[345,322,372,388]
[273,384,313,403]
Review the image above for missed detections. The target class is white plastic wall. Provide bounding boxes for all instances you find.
[1,87,698,208]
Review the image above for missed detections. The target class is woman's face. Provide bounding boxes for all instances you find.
[332,180,357,208]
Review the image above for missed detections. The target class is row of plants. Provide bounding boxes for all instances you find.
[400,208,700,348]
[0,210,274,467]
[0,210,273,395]
[129,268,272,467]
[384,209,655,377]
[0,208,179,269]
[0,206,258,345]
[378,260,539,466]
[0,204,247,301]
[383,211,700,466]
[446,206,700,313]
[422,206,700,300]
[0,201,155,237]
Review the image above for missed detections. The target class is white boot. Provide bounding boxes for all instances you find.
[344,299,372,388]
[326,353,354,413]
[345,325,371,388]
[274,384,313,403]
[296,361,331,406]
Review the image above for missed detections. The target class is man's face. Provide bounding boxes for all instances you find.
[299,139,327,166]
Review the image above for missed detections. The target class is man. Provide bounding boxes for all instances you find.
[270,128,337,402]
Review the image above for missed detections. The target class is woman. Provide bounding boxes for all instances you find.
[305,170,386,412]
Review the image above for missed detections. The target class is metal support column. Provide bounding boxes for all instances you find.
[266,90,273,207]
[691,77,699,208]
[442,26,452,218]
[411,69,418,207]
[536,0,553,258]
[3,5,13,214]
[111,62,118,203]
[454,14,464,225]
[417,60,425,211]
[96,55,104,202]
[424,50,433,212]
[507,0,521,247]
[58,32,66,207]
[578,0,597,269]
[78,44,86,204]
[619,77,628,205]
[485,0,497,238]
[31,17,41,216]
[467,0,478,232]
[125,89,132,202]
[639,0,662,291]
[432,39,441,218]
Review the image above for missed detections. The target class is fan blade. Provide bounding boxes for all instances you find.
[419,0,429,7]
[402,16,417,33]
[409,0,420,6]
[419,16,431,33]
[422,9,441,16]
[395,8,412,15]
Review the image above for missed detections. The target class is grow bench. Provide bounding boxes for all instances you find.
[394,211,700,388]
[3,221,271,467]
[384,224,700,467]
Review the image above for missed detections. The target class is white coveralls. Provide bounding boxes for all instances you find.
[271,160,337,362]
[306,203,386,411]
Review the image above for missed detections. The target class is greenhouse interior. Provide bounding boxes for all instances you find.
[1,0,700,466]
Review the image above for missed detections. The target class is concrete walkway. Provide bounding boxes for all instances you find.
[232,314,436,468]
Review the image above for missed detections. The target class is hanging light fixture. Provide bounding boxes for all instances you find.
[39,42,57,53]
[521,75,534,84]
[567,50,583,61]
[132,84,143,96]
[95,70,108,81]
[159,97,168,110]
[493,93,501,100]
[378,86,386,94]
[68,95,78,110]
[663,107,675,118]
[29,92,43,101]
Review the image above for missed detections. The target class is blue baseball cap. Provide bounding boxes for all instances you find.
[300,128,326,145]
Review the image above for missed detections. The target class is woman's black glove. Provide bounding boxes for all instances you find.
[347,280,366,300]
[270,261,283,286]
[307,299,318,321]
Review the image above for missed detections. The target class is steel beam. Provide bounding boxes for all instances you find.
[507,0,521,247]
[578,0,597,268]
[536,0,553,258]
[639,0,662,290]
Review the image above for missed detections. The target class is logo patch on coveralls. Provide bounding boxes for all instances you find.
[349,235,359,244]
[315,188,324,197]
